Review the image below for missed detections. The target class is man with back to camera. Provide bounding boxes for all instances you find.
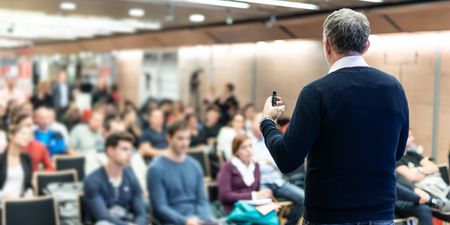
[260,8,409,225]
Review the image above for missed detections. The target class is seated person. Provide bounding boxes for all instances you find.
[84,132,147,225]
[217,134,272,213]
[147,121,215,225]
[217,113,246,160]
[70,110,105,155]
[396,130,450,204]
[203,106,222,143]
[12,112,53,171]
[250,113,304,225]
[0,125,34,201]
[185,114,207,148]
[139,109,168,162]
[396,182,433,225]
[34,107,67,156]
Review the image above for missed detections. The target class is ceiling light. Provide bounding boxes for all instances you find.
[129,8,145,17]
[189,14,205,23]
[0,38,31,48]
[274,40,286,44]
[237,0,319,10]
[225,14,233,25]
[182,0,249,9]
[60,2,77,11]
[359,0,383,2]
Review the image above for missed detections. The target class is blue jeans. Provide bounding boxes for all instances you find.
[302,220,394,225]
[263,182,305,225]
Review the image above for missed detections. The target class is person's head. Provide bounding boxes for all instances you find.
[104,114,125,136]
[21,102,34,116]
[167,120,191,156]
[89,110,105,132]
[205,106,221,126]
[8,125,32,149]
[230,113,245,131]
[5,77,17,89]
[11,112,34,129]
[224,83,234,95]
[322,8,370,66]
[184,114,198,129]
[37,81,51,95]
[159,99,174,114]
[148,109,164,130]
[57,69,67,83]
[34,107,52,130]
[407,129,415,147]
[243,103,256,121]
[232,135,253,164]
[251,113,263,139]
[105,132,134,167]
[121,108,137,125]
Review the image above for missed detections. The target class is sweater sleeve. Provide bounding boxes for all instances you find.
[41,145,54,171]
[147,165,188,225]
[396,183,419,203]
[129,171,147,225]
[83,176,128,225]
[261,86,321,173]
[194,162,214,221]
[217,163,253,204]
[395,85,409,161]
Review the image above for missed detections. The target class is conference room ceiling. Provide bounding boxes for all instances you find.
[0,0,447,54]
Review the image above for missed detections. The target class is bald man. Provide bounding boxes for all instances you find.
[34,107,68,156]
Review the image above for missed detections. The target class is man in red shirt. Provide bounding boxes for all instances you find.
[11,112,54,171]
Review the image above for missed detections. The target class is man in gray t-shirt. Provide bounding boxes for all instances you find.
[70,110,105,155]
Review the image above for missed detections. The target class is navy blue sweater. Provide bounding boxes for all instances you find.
[84,167,147,225]
[261,67,409,223]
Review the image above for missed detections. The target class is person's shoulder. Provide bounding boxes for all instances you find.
[148,156,166,170]
[84,167,105,183]
[20,152,32,163]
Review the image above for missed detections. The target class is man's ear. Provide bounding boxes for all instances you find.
[362,40,370,54]
[325,38,333,55]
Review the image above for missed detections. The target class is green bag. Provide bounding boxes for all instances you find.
[227,201,279,225]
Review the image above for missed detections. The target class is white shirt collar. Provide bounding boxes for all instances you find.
[328,55,369,74]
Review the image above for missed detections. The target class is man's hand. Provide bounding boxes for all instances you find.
[414,188,431,205]
[262,96,285,121]
[186,218,204,225]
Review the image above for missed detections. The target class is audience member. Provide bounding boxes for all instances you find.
[0,76,27,108]
[250,113,304,225]
[0,125,34,201]
[52,69,72,118]
[147,121,215,225]
[49,108,70,144]
[242,104,256,133]
[185,114,207,148]
[70,110,105,155]
[12,112,53,171]
[34,107,67,156]
[139,109,168,162]
[217,134,272,213]
[84,132,147,225]
[203,106,222,142]
[217,113,245,159]
[31,81,53,109]
[395,182,433,225]
[214,83,239,126]
[121,108,141,149]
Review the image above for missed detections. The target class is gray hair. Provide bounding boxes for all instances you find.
[323,8,370,55]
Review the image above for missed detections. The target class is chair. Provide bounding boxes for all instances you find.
[55,155,86,180]
[188,148,211,179]
[2,196,59,225]
[36,170,78,196]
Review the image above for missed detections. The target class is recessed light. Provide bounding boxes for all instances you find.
[60,2,77,11]
[189,14,205,23]
[129,8,145,17]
